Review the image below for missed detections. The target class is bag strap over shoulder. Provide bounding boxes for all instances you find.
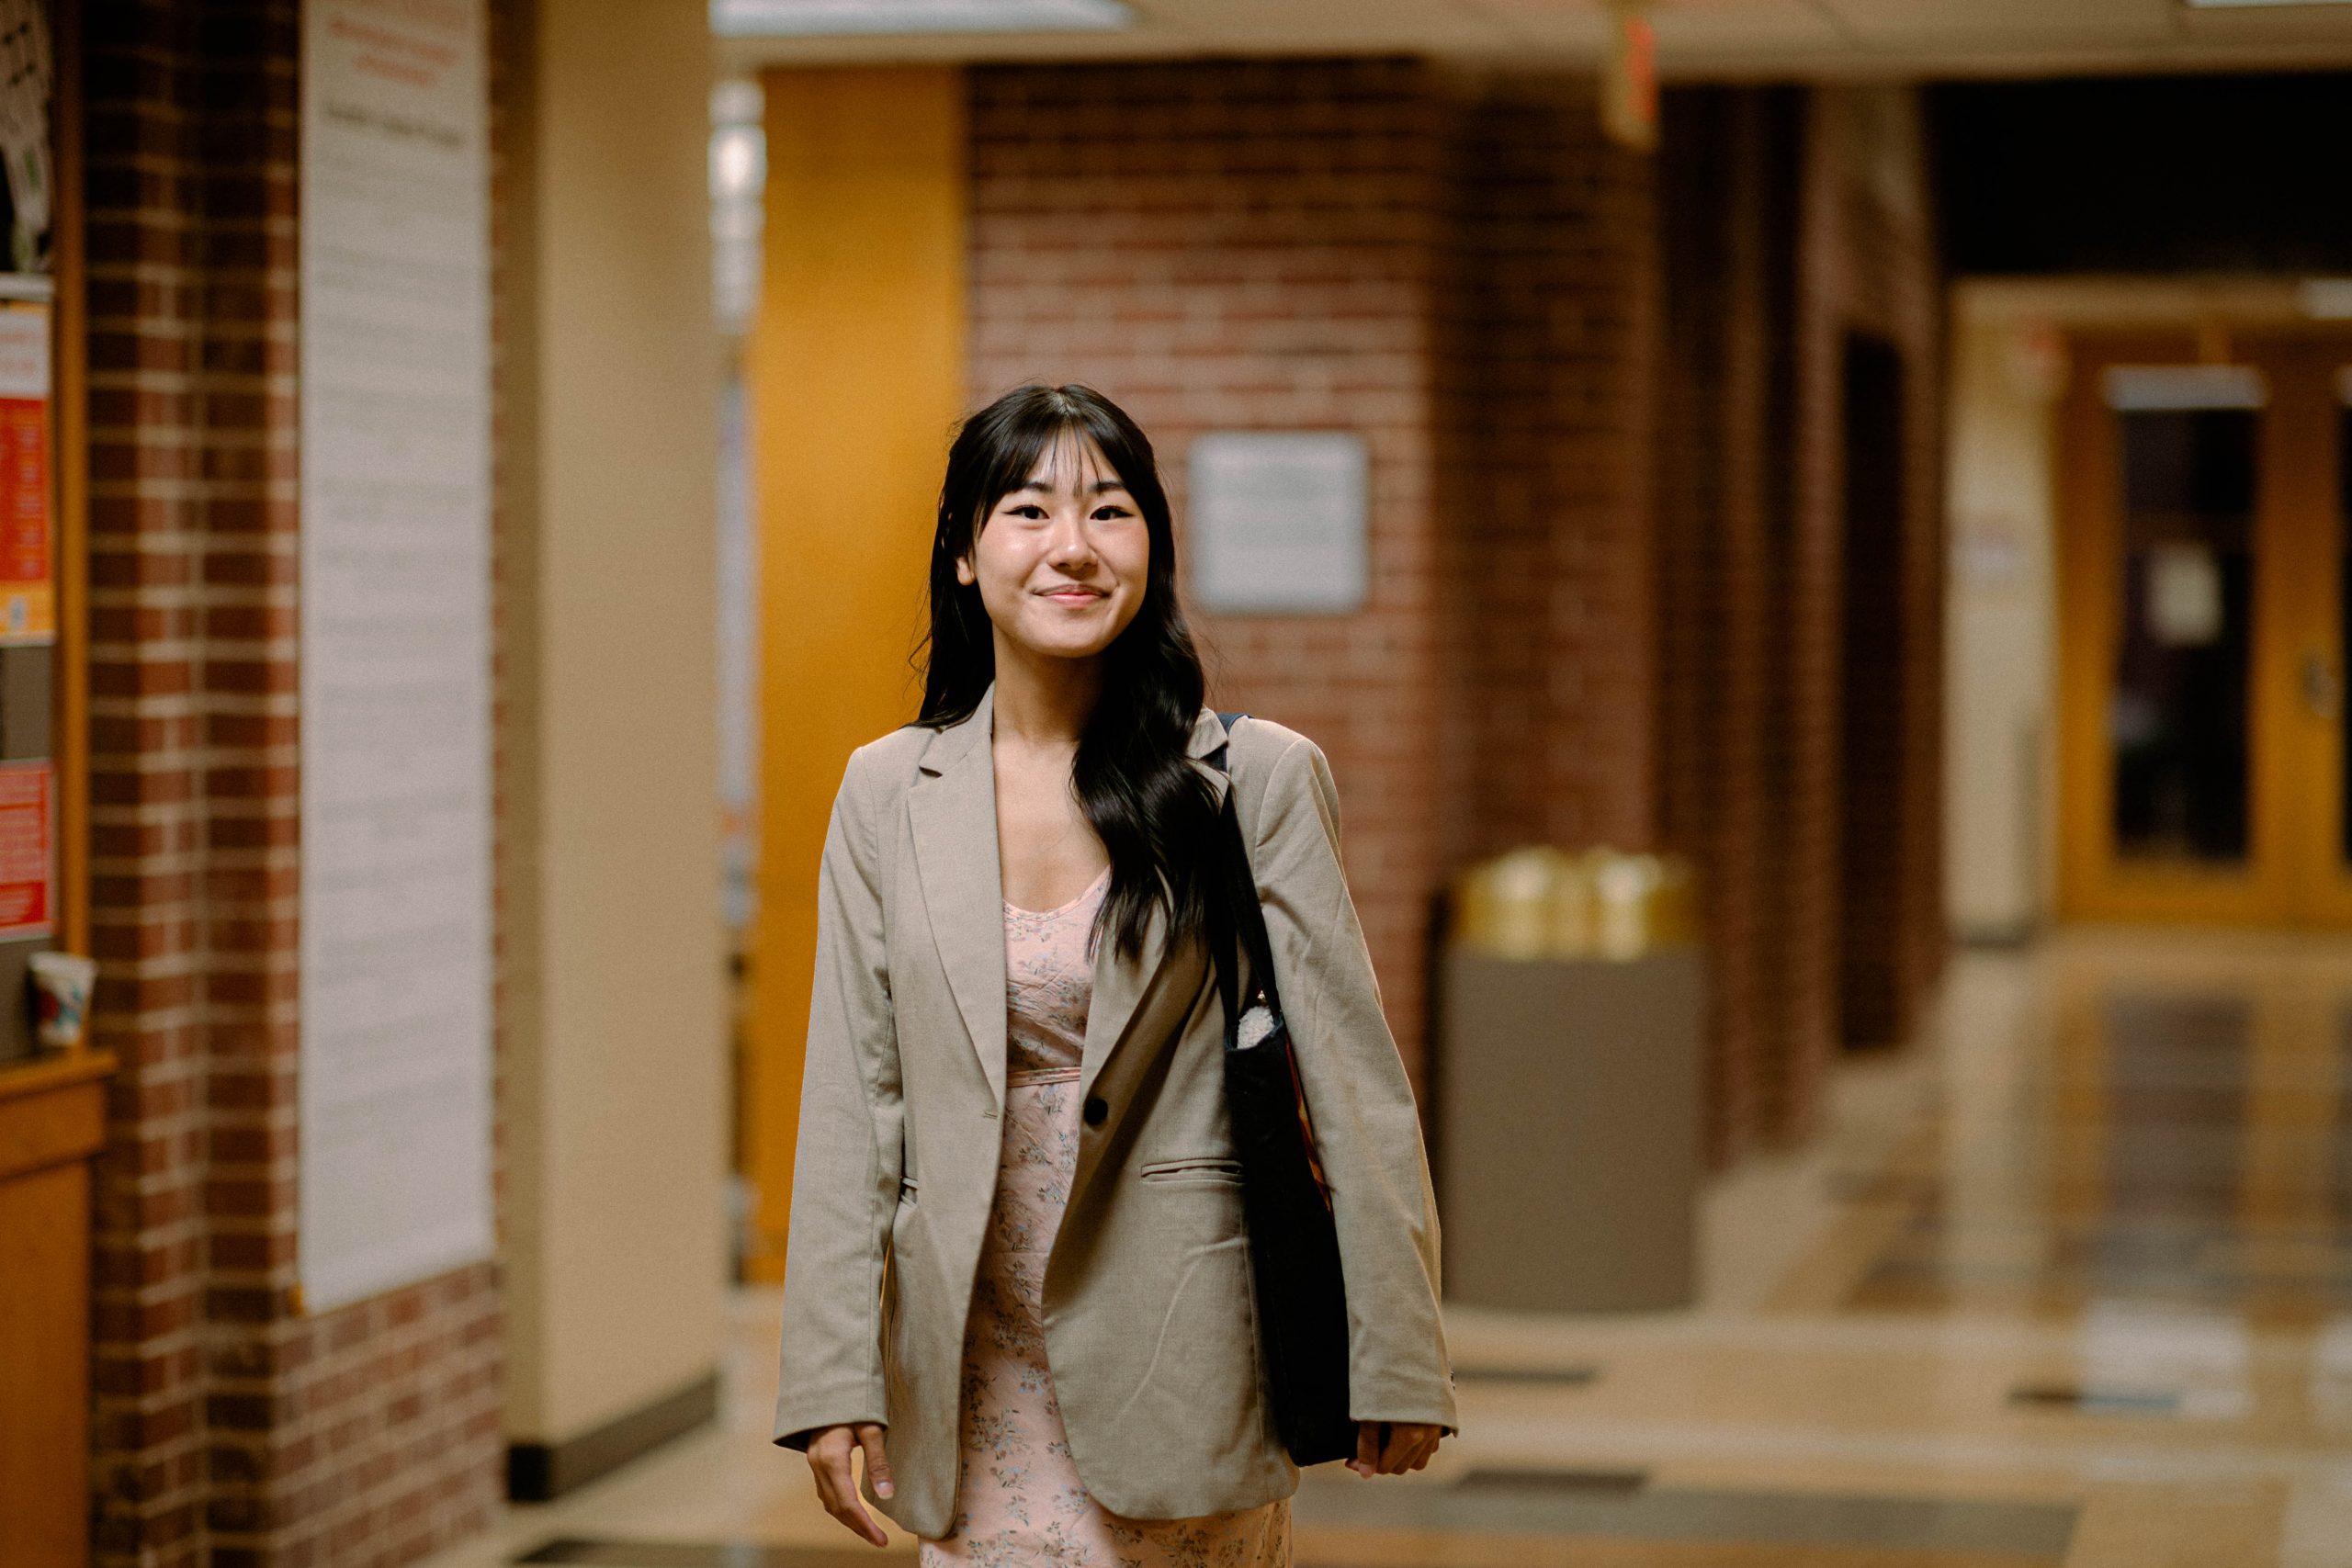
[1209,708,1245,773]
[1206,711,1283,1032]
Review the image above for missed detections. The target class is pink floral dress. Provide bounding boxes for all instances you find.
[918,863,1293,1568]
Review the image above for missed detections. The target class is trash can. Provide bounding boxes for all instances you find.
[1435,850,1706,1313]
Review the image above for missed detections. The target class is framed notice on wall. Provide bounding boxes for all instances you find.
[297,0,493,1313]
[1187,431,1370,615]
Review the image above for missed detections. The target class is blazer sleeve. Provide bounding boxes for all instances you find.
[771,744,906,1451]
[1248,734,1459,1435]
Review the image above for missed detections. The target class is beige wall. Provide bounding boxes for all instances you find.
[1943,303,2062,941]
[496,0,728,1442]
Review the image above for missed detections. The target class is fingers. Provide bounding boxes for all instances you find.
[805,1425,890,1547]
[1351,1419,1448,1477]
[1376,1421,1443,1475]
[857,1423,896,1503]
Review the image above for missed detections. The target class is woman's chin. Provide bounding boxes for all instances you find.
[1012,625,1123,662]
[1042,641,1117,663]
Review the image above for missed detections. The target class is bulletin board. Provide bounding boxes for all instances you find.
[295,0,495,1312]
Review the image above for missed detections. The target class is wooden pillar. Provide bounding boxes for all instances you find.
[744,67,967,1280]
[0,1049,112,1568]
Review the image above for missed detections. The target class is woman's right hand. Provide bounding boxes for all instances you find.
[805,1421,895,1546]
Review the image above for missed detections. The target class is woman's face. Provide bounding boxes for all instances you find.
[956,430,1149,662]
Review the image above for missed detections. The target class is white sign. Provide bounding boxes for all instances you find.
[1188,432,1369,615]
[0,301,47,398]
[298,0,493,1311]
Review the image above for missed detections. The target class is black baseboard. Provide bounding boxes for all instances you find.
[507,1370,720,1502]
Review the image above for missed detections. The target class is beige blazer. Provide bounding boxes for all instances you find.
[770,682,1456,1538]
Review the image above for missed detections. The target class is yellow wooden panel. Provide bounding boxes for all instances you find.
[0,1054,108,1182]
[2269,341,2352,925]
[742,67,967,1280]
[2052,334,2122,925]
[0,1057,104,1568]
[0,1162,88,1566]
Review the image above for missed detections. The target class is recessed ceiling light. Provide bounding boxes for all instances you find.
[713,0,1134,37]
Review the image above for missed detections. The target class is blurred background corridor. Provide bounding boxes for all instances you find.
[6,2,2352,1565]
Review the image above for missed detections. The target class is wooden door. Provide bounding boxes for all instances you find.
[2058,331,2352,926]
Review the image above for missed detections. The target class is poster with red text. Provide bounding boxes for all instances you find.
[0,300,51,644]
[0,761,53,937]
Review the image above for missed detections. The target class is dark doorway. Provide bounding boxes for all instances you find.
[1838,333,1907,1049]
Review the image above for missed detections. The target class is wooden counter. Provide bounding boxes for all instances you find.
[0,1047,114,1568]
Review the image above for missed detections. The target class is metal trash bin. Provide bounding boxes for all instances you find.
[1436,850,1706,1313]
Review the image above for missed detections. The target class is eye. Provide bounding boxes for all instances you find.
[1004,502,1047,521]
[1091,504,1134,522]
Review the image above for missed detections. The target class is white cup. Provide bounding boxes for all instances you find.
[28,951,97,1049]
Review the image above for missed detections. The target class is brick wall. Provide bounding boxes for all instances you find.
[1654,88,1793,1165]
[1653,84,1944,1155]
[966,58,1451,1083]
[83,6,503,1563]
[1437,73,1659,865]
[1791,85,1945,1077]
[965,62,1674,1091]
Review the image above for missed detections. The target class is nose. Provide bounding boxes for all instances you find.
[1046,506,1096,568]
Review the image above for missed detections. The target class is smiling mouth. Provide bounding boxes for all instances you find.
[1042,589,1104,601]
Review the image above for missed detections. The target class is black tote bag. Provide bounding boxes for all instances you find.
[1204,711,1359,1467]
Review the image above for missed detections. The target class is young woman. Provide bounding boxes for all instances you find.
[771,384,1456,1562]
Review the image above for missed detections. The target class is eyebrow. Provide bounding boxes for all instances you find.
[1010,478,1130,495]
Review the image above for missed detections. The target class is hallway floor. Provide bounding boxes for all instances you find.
[420,931,2352,1567]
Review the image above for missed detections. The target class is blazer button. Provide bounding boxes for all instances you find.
[1082,1095,1107,1126]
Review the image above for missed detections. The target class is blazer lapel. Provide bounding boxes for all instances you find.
[908,684,1010,1115]
[1076,705,1231,1102]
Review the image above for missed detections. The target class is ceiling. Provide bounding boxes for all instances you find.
[718,0,2352,78]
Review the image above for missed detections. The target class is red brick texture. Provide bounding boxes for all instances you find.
[1436,73,1661,868]
[967,59,1451,1083]
[1780,86,1945,1122]
[1654,87,1788,1165]
[82,6,502,1565]
[1654,85,1945,1156]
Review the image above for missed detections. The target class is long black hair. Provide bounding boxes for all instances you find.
[914,383,1226,968]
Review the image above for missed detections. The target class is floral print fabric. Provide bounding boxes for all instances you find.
[918,864,1292,1567]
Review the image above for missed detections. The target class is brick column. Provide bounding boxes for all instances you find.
[1759,85,1944,1140]
[1657,87,1776,1166]
[84,6,502,1563]
[1440,73,1660,863]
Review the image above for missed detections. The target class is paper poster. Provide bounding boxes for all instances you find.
[0,759,51,936]
[298,0,493,1312]
[0,299,50,642]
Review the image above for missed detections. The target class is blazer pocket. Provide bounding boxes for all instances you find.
[1138,1156,1245,1186]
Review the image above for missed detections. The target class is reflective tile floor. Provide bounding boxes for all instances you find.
[418,930,2352,1567]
